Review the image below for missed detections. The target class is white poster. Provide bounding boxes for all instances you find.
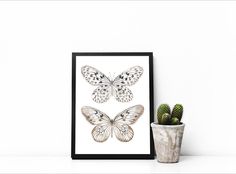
[72,53,154,159]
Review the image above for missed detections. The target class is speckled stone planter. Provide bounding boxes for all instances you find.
[151,123,185,163]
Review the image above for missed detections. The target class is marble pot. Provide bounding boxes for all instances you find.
[151,122,185,163]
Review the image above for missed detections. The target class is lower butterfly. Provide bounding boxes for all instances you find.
[81,105,144,142]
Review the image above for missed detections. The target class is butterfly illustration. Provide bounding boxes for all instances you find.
[81,105,144,142]
[81,65,143,103]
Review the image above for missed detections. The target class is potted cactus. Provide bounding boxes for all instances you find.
[151,104,185,163]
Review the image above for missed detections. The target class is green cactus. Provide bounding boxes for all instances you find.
[171,104,183,122]
[170,117,180,125]
[156,103,184,125]
[160,113,171,125]
[157,104,171,123]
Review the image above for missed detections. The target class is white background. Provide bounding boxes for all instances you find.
[0,1,236,157]
[75,56,150,154]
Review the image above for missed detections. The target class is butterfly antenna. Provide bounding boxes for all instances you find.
[108,72,112,81]
[113,72,116,81]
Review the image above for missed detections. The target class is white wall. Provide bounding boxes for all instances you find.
[1,1,236,157]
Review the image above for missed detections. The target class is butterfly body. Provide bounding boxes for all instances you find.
[81,105,144,142]
[81,65,143,103]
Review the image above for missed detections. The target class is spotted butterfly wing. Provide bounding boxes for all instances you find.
[113,66,143,102]
[81,106,112,142]
[113,105,144,142]
[81,65,112,103]
[81,65,110,86]
[114,66,144,86]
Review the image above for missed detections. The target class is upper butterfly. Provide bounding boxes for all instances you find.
[81,65,143,103]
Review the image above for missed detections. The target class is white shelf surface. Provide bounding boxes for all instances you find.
[0,156,236,173]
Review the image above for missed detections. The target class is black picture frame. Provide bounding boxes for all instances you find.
[71,52,154,159]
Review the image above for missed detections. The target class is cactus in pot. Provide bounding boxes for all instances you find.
[151,104,185,163]
[160,113,171,125]
[157,104,183,125]
[170,117,180,125]
[157,104,171,123]
[172,104,183,122]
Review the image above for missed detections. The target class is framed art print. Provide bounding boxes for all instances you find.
[71,52,154,159]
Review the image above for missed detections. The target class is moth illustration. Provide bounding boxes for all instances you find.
[81,105,144,142]
[81,65,143,103]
